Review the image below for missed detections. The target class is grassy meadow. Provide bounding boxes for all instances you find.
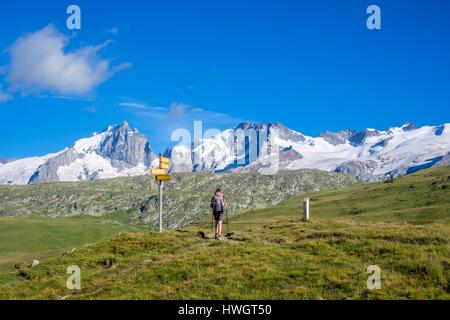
[0,166,449,299]
[201,164,450,231]
[0,211,146,273]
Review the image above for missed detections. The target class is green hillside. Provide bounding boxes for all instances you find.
[0,166,449,300]
[0,212,146,272]
[0,169,357,228]
[210,164,450,230]
[0,169,356,272]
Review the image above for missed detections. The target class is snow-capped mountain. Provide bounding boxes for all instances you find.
[166,122,450,182]
[166,122,305,173]
[0,121,449,185]
[0,122,157,185]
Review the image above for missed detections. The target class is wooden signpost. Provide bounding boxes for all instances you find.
[151,155,171,233]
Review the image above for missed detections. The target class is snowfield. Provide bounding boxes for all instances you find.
[287,124,450,176]
[168,122,450,182]
[0,152,63,185]
[0,122,449,185]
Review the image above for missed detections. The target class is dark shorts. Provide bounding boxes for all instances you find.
[213,211,224,222]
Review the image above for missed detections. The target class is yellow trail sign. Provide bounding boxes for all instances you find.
[160,156,170,164]
[156,175,171,181]
[160,163,170,170]
[151,169,167,175]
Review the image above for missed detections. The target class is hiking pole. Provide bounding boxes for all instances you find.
[211,212,214,237]
[226,209,229,234]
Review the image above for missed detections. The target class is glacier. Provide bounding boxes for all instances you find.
[0,121,449,185]
[166,122,450,182]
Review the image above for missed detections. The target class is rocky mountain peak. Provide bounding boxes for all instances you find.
[98,122,155,168]
[348,129,383,146]
[25,121,157,184]
[401,122,416,132]
[235,122,283,131]
[320,130,356,146]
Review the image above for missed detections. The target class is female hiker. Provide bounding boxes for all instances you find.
[211,189,228,240]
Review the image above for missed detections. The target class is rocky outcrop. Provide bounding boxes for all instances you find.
[334,160,379,183]
[435,125,445,136]
[402,122,416,132]
[349,129,383,146]
[321,128,385,147]
[231,146,303,173]
[29,149,79,184]
[320,130,356,146]
[0,169,358,228]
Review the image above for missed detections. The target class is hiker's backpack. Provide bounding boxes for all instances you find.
[212,195,225,212]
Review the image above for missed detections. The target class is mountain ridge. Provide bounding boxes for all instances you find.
[0,121,157,185]
[167,121,450,182]
[0,121,449,184]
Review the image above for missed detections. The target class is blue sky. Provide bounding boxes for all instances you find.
[0,0,449,157]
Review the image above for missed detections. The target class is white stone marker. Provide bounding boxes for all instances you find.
[303,198,310,221]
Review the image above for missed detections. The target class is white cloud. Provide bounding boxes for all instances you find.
[51,95,94,102]
[119,102,166,111]
[0,92,12,103]
[0,86,12,103]
[120,102,147,109]
[5,24,131,97]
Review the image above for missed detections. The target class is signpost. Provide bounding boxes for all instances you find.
[159,156,170,170]
[151,169,167,176]
[151,155,171,233]
[159,181,163,233]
